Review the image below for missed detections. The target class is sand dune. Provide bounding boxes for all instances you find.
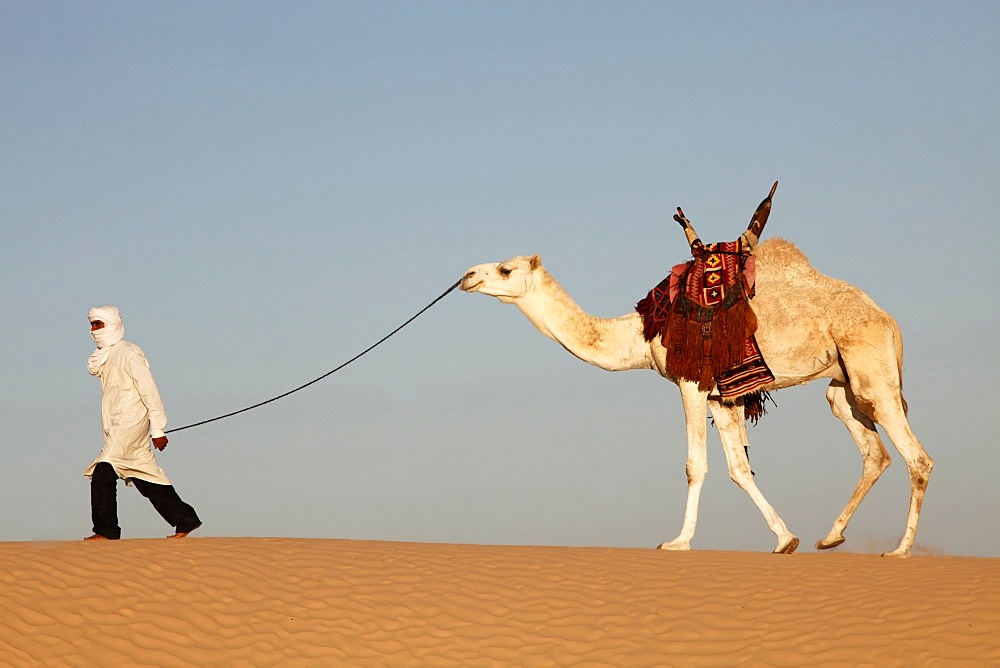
[1,538,997,665]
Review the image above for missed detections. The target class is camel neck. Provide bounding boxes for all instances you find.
[516,269,652,372]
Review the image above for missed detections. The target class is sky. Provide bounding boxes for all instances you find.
[3,1,998,557]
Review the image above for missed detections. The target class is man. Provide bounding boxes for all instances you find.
[83,304,202,540]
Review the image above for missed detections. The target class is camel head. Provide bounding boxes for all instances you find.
[461,254,542,303]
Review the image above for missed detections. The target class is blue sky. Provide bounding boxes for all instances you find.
[3,1,998,556]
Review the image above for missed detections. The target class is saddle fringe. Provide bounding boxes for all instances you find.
[743,390,774,425]
[662,298,758,391]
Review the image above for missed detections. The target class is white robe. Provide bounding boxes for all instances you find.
[83,340,171,485]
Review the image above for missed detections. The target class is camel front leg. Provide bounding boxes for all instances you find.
[710,397,799,554]
[658,381,709,551]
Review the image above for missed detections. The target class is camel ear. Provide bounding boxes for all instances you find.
[529,254,542,270]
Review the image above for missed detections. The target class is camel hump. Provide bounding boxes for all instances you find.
[744,181,777,247]
[752,237,822,284]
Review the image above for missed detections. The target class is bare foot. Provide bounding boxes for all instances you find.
[83,534,111,541]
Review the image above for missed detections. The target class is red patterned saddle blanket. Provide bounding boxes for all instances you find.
[636,240,775,421]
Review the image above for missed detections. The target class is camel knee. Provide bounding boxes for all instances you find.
[727,461,754,488]
[863,448,892,476]
[686,460,707,485]
[886,426,933,489]
[908,453,934,489]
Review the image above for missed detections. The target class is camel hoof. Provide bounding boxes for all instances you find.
[774,537,799,554]
[881,549,911,558]
[816,536,846,550]
[657,541,691,551]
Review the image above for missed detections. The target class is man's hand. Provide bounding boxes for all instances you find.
[152,436,168,451]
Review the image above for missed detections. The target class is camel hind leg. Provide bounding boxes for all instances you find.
[838,331,933,558]
[816,380,892,550]
[874,404,933,557]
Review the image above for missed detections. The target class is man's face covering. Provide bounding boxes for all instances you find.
[87,304,125,375]
[88,305,124,349]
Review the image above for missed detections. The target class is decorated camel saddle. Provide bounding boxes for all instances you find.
[635,181,778,422]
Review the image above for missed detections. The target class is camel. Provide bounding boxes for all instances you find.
[460,238,933,557]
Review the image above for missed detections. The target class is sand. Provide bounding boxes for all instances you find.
[0,538,997,666]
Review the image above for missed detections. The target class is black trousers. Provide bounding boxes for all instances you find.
[90,462,201,539]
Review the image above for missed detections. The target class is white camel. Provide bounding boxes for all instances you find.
[460,238,933,557]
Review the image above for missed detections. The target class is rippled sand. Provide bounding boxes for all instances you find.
[1,538,997,665]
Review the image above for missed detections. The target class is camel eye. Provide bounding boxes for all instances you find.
[498,266,512,278]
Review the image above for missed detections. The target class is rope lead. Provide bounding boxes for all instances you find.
[165,278,463,434]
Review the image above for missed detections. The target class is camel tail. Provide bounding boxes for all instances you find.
[892,317,908,416]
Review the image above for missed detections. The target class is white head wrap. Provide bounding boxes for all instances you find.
[87,304,125,375]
